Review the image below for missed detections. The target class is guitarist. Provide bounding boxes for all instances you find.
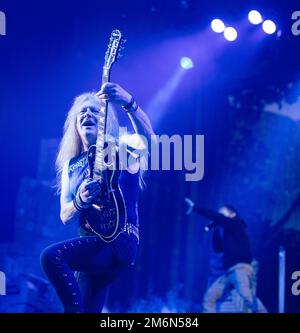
[41,83,155,313]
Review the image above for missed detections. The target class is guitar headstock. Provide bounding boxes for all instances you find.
[104,29,125,70]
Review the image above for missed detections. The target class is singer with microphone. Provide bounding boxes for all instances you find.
[184,199,267,313]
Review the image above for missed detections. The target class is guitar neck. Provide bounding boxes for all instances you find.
[99,66,110,137]
[92,29,123,177]
[94,68,111,175]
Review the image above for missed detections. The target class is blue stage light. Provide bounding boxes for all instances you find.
[224,27,237,41]
[211,19,225,33]
[248,10,263,25]
[262,20,277,34]
[180,57,194,70]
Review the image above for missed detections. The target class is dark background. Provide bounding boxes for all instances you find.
[0,0,300,312]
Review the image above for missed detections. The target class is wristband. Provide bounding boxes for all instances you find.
[123,96,138,113]
[73,191,90,211]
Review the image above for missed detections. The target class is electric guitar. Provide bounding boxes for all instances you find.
[82,30,126,242]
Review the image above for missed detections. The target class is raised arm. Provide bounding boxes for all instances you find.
[192,206,230,226]
[97,82,156,144]
[184,197,230,226]
[125,104,155,144]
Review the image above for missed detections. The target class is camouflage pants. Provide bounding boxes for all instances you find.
[202,262,267,313]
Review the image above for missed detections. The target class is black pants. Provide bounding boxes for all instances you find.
[40,232,138,313]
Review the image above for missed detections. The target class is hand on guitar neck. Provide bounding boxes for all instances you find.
[96,82,132,108]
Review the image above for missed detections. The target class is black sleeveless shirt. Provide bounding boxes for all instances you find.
[68,150,140,233]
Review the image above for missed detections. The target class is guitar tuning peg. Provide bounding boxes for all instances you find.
[121,39,127,44]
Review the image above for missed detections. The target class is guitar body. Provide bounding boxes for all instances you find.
[82,145,127,242]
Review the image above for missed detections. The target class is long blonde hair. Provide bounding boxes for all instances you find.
[55,92,119,192]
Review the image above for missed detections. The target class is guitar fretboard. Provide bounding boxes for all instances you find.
[92,30,122,179]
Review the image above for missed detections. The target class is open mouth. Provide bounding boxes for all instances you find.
[82,120,95,127]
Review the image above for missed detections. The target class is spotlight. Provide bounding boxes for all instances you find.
[248,10,263,25]
[180,57,194,70]
[262,20,276,34]
[211,19,225,33]
[224,27,238,41]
